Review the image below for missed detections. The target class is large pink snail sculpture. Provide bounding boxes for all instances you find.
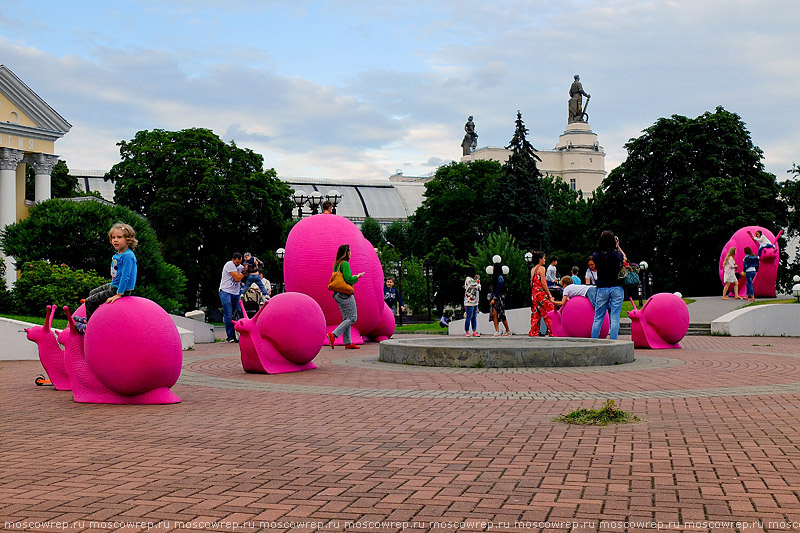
[234,292,325,373]
[283,214,395,345]
[26,297,182,404]
[546,296,610,338]
[627,293,689,349]
[718,226,782,298]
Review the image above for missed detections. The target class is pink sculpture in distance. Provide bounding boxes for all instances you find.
[546,296,610,338]
[283,214,395,344]
[627,293,689,349]
[25,305,71,390]
[27,298,182,404]
[234,292,324,374]
[718,226,782,298]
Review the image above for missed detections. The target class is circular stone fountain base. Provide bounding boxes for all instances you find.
[379,336,634,368]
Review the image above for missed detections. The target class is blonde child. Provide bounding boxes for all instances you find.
[75,223,138,333]
[721,247,741,300]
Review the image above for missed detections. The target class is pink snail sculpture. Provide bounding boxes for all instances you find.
[25,305,71,391]
[627,293,689,349]
[26,298,182,404]
[718,226,782,298]
[283,214,395,345]
[546,296,610,338]
[234,292,325,374]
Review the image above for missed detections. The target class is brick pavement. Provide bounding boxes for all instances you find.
[3,334,800,532]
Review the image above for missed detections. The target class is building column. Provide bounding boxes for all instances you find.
[29,153,58,202]
[0,147,25,288]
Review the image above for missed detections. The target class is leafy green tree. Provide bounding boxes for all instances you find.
[487,111,549,250]
[360,217,384,246]
[383,220,411,258]
[409,160,503,263]
[25,160,79,200]
[1,199,186,312]
[468,230,528,310]
[424,237,466,314]
[542,174,594,259]
[105,128,294,307]
[593,107,786,295]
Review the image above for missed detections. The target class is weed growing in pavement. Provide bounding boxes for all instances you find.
[471,360,485,368]
[554,399,640,426]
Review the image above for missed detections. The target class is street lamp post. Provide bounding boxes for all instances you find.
[308,191,323,215]
[325,190,342,214]
[276,247,285,294]
[423,260,432,322]
[292,192,308,218]
[638,261,649,306]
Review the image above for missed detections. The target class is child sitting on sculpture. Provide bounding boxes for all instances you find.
[552,276,597,307]
[747,229,775,257]
[75,222,138,333]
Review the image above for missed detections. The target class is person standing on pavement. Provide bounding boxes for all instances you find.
[219,252,244,343]
[591,231,626,339]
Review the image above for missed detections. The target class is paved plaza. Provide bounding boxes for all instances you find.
[3,319,800,531]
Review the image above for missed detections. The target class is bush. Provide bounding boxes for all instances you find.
[0,258,12,312]
[12,261,108,316]
[1,199,187,312]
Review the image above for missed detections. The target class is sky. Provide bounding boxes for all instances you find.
[1,0,798,181]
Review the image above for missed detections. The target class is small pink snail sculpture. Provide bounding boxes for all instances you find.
[546,296,610,338]
[627,293,689,349]
[284,214,395,345]
[26,297,182,404]
[718,226,782,298]
[25,305,71,391]
[234,292,325,374]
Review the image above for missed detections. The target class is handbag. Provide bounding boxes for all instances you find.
[618,262,641,287]
[328,268,354,295]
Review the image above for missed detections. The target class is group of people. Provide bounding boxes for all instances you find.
[721,230,772,301]
[459,230,629,340]
[218,252,271,343]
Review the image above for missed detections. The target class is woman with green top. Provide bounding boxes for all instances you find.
[327,244,365,349]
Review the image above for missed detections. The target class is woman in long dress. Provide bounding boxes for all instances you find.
[529,251,555,337]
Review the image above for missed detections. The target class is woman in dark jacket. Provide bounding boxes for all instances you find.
[591,230,627,339]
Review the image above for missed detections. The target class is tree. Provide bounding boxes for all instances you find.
[542,174,594,256]
[468,230,528,310]
[409,160,503,262]
[424,237,465,314]
[383,220,411,258]
[25,160,79,200]
[486,111,549,251]
[105,128,294,307]
[360,217,384,246]
[593,107,786,295]
[1,199,187,312]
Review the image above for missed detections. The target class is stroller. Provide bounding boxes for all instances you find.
[241,282,268,317]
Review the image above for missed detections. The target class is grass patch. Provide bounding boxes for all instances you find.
[394,322,448,334]
[742,298,798,307]
[0,313,68,330]
[554,400,640,426]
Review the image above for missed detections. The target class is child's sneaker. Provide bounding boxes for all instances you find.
[472,332,480,337]
[74,316,88,324]
[465,332,471,337]
[75,322,87,334]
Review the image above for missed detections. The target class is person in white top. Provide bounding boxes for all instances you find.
[219,252,244,343]
[553,276,597,307]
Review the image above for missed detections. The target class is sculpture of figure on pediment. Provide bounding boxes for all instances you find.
[568,75,591,123]
[461,116,478,156]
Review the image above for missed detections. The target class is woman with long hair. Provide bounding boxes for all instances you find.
[327,244,364,349]
[721,247,742,300]
[591,230,626,339]
[529,251,555,336]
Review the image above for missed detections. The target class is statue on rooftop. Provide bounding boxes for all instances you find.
[568,75,591,123]
[461,116,478,156]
